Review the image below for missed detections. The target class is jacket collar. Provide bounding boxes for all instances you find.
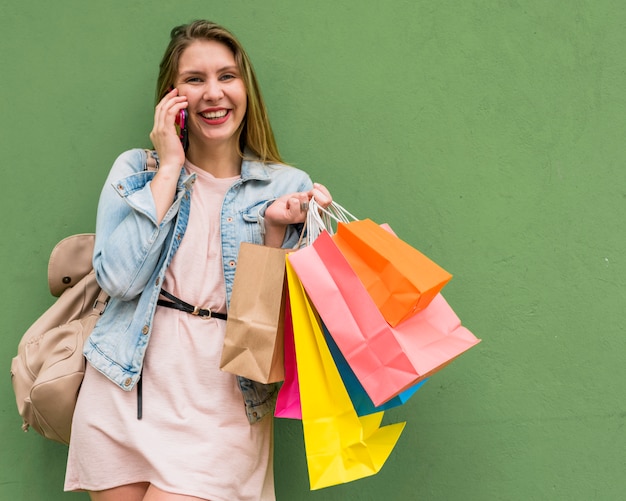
[240,157,273,182]
[240,148,281,182]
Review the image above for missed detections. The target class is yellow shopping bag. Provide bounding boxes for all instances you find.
[286,259,405,490]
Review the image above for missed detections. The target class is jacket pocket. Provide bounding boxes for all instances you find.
[241,200,268,245]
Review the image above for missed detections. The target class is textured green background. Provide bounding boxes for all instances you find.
[2,1,625,500]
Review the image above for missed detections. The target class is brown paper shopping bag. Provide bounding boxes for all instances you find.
[220,242,289,383]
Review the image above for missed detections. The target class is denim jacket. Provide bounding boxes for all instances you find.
[84,148,312,423]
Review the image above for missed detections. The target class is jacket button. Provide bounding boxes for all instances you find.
[229,260,235,267]
[117,184,124,190]
[142,325,149,335]
[124,378,132,387]
[155,277,160,286]
[226,217,233,223]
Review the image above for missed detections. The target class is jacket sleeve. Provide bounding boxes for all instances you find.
[256,169,313,249]
[92,149,184,300]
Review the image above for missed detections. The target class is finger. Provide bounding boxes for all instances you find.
[288,197,310,219]
[152,96,187,137]
[299,192,312,212]
[285,197,296,212]
[306,183,328,199]
[159,86,181,104]
[313,182,330,196]
[310,183,332,206]
[155,92,187,118]
[290,197,305,211]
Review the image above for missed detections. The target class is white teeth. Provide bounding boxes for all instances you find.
[201,110,228,119]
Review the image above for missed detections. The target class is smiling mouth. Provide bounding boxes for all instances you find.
[200,110,229,119]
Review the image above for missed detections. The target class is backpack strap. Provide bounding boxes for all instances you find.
[144,149,159,172]
[93,288,109,314]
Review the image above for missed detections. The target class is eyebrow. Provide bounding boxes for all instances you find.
[179,65,239,76]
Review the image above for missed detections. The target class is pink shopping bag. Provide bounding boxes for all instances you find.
[288,231,480,406]
[274,291,302,419]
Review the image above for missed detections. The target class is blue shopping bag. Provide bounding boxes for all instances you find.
[322,322,426,416]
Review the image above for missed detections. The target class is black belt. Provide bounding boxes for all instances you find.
[157,289,228,321]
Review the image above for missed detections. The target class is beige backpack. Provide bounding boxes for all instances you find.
[10,233,108,445]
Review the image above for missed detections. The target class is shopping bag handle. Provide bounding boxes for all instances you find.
[296,198,360,248]
[323,200,359,224]
[306,199,359,243]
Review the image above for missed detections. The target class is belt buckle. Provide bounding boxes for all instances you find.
[192,305,211,319]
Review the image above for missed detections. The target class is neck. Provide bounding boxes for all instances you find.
[186,139,242,178]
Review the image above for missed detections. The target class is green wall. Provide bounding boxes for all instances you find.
[2,1,625,499]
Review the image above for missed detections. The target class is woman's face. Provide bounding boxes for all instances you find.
[175,40,247,151]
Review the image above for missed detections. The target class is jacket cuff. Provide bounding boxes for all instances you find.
[256,199,276,236]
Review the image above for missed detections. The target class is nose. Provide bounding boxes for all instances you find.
[202,78,224,102]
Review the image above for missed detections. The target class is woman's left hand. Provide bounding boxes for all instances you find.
[265,183,333,227]
[263,183,332,247]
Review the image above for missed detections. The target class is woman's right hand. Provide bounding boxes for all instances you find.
[149,87,188,171]
[149,88,188,224]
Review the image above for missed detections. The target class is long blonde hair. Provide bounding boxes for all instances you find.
[156,20,283,164]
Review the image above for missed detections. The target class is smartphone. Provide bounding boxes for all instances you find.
[169,86,189,152]
[175,109,189,153]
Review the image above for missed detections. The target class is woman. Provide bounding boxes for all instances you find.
[65,20,331,501]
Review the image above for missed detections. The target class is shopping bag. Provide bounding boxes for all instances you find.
[274,315,424,419]
[286,259,405,490]
[322,322,426,416]
[289,231,480,406]
[220,243,289,383]
[274,291,302,419]
[332,218,452,326]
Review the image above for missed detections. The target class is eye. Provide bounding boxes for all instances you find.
[185,76,203,83]
[219,73,237,82]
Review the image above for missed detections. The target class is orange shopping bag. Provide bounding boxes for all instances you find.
[333,218,452,326]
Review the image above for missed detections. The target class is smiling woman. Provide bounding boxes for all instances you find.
[62,19,332,501]
[154,21,281,168]
[175,40,248,169]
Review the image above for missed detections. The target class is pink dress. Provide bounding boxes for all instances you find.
[65,162,275,500]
